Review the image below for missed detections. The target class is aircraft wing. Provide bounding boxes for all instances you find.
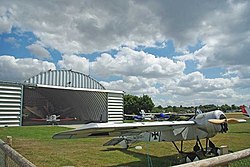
[52,121,195,139]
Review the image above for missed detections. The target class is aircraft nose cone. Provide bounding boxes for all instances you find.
[219,114,228,133]
[219,114,226,119]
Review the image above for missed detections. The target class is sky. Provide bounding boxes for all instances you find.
[0,0,250,107]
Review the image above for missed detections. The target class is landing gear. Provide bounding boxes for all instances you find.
[172,140,201,162]
[172,137,220,162]
[205,138,220,157]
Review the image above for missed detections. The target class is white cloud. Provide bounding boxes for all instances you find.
[186,1,250,69]
[0,6,14,33]
[224,65,250,79]
[177,72,237,93]
[150,71,241,106]
[101,76,159,95]
[0,1,162,54]
[100,68,242,106]
[0,0,249,59]
[92,47,185,78]
[0,55,56,81]
[57,54,89,74]
[26,43,51,59]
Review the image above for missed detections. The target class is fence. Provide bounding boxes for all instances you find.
[173,148,250,167]
[0,139,36,167]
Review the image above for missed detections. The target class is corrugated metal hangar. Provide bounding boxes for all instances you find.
[0,70,124,127]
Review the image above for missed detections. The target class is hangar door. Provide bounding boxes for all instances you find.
[23,85,123,125]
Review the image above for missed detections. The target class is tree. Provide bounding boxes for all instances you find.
[165,106,173,113]
[139,95,155,112]
[124,94,155,114]
[124,94,140,114]
[152,105,164,113]
[231,104,237,110]
[220,104,231,112]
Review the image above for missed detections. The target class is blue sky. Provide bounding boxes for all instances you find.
[1,0,250,106]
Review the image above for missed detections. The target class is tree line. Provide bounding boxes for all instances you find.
[124,94,241,115]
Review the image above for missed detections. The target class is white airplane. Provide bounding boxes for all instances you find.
[240,105,250,117]
[25,105,77,125]
[53,110,245,162]
[124,110,154,121]
[31,115,76,125]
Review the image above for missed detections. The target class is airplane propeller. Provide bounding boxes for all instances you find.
[208,118,246,124]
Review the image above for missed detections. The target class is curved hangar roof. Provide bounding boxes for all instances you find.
[24,70,105,89]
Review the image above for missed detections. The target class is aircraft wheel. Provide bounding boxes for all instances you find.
[185,153,200,163]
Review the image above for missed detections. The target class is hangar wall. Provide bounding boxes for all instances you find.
[107,93,123,122]
[0,82,23,127]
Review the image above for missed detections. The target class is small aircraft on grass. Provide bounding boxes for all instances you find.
[53,110,245,162]
[25,104,77,125]
[124,110,155,121]
[240,105,250,117]
[30,114,76,125]
[124,110,194,121]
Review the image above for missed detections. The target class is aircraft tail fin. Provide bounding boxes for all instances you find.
[241,105,250,117]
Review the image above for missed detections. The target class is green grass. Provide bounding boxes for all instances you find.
[0,113,249,167]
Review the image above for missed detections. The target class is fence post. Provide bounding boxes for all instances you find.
[220,145,228,155]
[220,145,229,167]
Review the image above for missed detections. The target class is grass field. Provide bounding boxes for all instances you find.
[0,113,249,167]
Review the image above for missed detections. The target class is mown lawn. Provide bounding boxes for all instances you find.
[0,113,249,167]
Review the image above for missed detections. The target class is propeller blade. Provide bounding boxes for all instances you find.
[208,119,226,124]
[209,118,246,124]
[25,106,44,118]
[227,118,246,123]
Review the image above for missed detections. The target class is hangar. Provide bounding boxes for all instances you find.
[0,70,124,127]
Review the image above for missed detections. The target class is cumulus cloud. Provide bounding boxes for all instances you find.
[57,54,89,74]
[101,76,159,95]
[177,72,237,93]
[179,1,250,69]
[0,55,56,81]
[26,43,51,59]
[224,65,250,80]
[1,1,249,69]
[149,71,241,106]
[0,6,14,33]
[92,47,185,78]
[158,88,245,107]
[0,0,162,54]
[0,1,249,59]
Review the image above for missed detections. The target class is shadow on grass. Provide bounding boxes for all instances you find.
[103,148,184,167]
